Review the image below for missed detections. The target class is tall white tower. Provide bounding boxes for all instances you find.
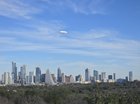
[45,69,55,85]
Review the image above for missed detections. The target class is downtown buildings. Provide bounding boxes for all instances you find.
[12,62,17,83]
[129,71,133,82]
[85,68,90,82]
[35,67,41,84]
[2,72,12,85]
[0,62,135,86]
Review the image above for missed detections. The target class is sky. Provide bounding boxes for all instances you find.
[0,0,140,80]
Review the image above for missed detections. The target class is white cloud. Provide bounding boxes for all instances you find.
[42,0,112,15]
[0,0,112,19]
[59,30,68,34]
[0,20,140,62]
[68,0,107,14]
[0,0,41,19]
[70,29,116,40]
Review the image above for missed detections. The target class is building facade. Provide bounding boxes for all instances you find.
[129,71,133,81]
[101,72,106,82]
[57,68,62,83]
[12,62,17,83]
[93,70,99,81]
[85,68,90,81]
[45,69,55,85]
[20,65,26,85]
[35,67,41,84]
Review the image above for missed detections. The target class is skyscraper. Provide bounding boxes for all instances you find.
[70,75,75,83]
[129,71,133,81]
[57,68,62,83]
[93,70,99,81]
[12,62,17,83]
[4,72,9,85]
[3,72,12,85]
[45,69,55,85]
[125,76,128,81]
[75,75,83,82]
[113,73,116,81]
[29,71,34,84]
[108,75,112,80]
[101,72,106,82]
[61,73,65,83]
[35,67,41,84]
[99,74,101,81]
[108,75,114,83]
[26,76,29,84]
[51,74,56,83]
[65,75,70,84]
[1,74,4,84]
[85,68,90,81]
[20,65,26,85]
[41,74,46,83]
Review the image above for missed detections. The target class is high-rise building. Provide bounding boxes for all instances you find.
[125,76,128,81]
[61,73,65,83]
[108,75,114,83]
[129,71,133,81]
[85,68,90,81]
[20,65,26,85]
[51,74,56,83]
[4,72,9,85]
[57,68,62,83]
[29,71,34,84]
[108,75,112,80]
[3,72,12,85]
[75,75,83,82]
[12,62,17,83]
[17,72,21,82]
[93,70,98,81]
[26,76,29,84]
[65,75,70,83]
[99,74,101,81]
[101,72,106,82]
[35,67,41,84]
[70,75,75,83]
[113,73,116,81]
[45,69,55,85]
[65,75,74,83]
[1,74,4,84]
[41,74,46,83]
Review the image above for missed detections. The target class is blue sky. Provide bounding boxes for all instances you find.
[0,0,140,80]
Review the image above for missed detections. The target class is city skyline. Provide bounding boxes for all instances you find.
[0,61,136,82]
[0,0,140,80]
[0,61,136,86]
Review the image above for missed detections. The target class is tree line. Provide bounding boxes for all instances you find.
[0,81,140,104]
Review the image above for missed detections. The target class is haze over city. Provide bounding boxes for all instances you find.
[0,0,140,80]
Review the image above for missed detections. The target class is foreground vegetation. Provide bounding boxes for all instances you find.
[0,81,140,104]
